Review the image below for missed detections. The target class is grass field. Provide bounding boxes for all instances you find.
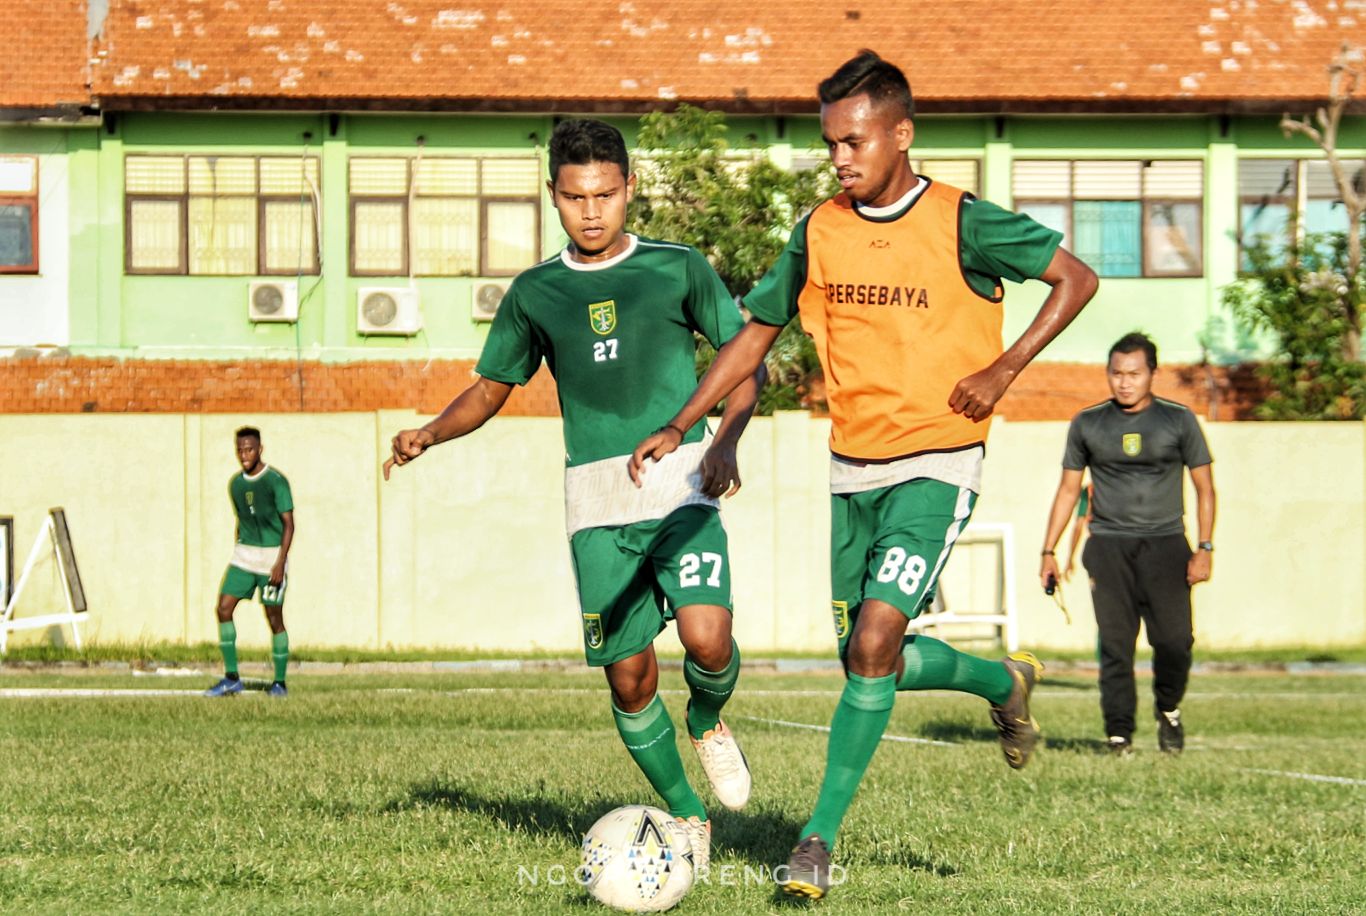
[1,665,1363,914]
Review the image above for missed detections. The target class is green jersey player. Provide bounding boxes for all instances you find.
[384,119,765,870]
[204,426,295,698]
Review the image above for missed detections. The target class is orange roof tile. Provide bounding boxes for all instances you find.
[69,1,1366,112]
[3,0,90,109]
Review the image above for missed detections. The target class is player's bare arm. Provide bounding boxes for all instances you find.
[697,362,768,499]
[271,510,294,587]
[1187,463,1216,585]
[383,376,515,480]
[629,320,783,486]
[948,247,1099,421]
[1039,468,1084,588]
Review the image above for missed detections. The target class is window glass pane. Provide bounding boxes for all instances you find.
[263,200,318,273]
[126,157,186,194]
[415,158,477,196]
[1238,159,1295,197]
[485,201,538,273]
[1142,161,1203,199]
[0,203,35,268]
[188,196,256,274]
[350,158,409,195]
[1013,160,1071,198]
[481,158,540,195]
[1145,201,1202,275]
[1017,201,1071,252]
[1239,201,1291,269]
[411,197,478,275]
[917,159,979,194]
[128,199,183,271]
[1304,198,1350,235]
[353,200,406,273]
[189,157,256,195]
[0,157,37,194]
[260,157,320,195]
[1073,161,1141,199]
[1074,200,1141,277]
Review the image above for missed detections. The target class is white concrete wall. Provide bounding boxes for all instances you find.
[0,151,70,347]
[1,412,1362,653]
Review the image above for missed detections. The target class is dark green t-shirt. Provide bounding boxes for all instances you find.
[476,236,744,467]
[1063,398,1212,537]
[230,466,293,547]
[745,182,1062,324]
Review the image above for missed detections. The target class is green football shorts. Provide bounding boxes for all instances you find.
[829,477,976,658]
[569,505,733,667]
[221,564,287,607]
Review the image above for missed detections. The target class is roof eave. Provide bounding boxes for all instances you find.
[90,93,1366,117]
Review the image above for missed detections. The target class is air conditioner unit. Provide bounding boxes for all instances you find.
[357,286,422,335]
[472,279,511,322]
[248,280,299,322]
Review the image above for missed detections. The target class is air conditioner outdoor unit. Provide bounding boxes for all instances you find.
[248,280,299,322]
[357,287,422,335]
[472,279,511,322]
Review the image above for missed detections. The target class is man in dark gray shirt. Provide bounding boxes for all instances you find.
[1039,332,1216,755]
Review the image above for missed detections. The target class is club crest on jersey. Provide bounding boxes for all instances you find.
[1122,433,1142,457]
[245,491,254,506]
[832,600,850,639]
[589,300,617,336]
[583,613,604,649]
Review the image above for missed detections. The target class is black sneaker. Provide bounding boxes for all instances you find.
[1156,707,1184,755]
[989,652,1044,769]
[1107,736,1134,757]
[779,834,832,900]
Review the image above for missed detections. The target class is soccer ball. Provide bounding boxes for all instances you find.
[579,805,695,912]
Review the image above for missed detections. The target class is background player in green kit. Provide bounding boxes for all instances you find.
[204,427,294,698]
[383,119,766,870]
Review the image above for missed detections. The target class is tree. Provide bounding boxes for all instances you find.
[628,105,837,413]
[1221,44,1366,419]
[1278,43,1366,361]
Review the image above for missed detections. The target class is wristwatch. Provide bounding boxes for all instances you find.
[1198,541,1214,552]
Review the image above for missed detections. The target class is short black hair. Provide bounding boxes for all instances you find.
[1109,332,1158,371]
[548,119,630,184]
[235,426,262,442]
[818,49,914,120]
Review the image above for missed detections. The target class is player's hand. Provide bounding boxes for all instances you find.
[383,428,437,480]
[948,364,1013,421]
[1063,557,1076,581]
[268,563,285,588]
[628,427,684,488]
[1039,554,1061,591]
[700,442,742,499]
[1187,549,1212,585]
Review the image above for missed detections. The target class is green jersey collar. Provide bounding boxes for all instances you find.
[559,234,639,272]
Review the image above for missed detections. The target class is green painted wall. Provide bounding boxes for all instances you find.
[4,110,1362,364]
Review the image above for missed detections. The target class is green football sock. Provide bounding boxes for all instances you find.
[217,621,238,677]
[271,631,289,683]
[896,635,1014,705]
[801,672,896,848]
[684,639,740,739]
[613,695,707,822]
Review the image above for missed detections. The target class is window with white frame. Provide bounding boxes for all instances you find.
[1239,158,1366,259]
[348,157,540,277]
[789,155,981,195]
[124,155,320,276]
[1014,160,1204,278]
[0,156,39,274]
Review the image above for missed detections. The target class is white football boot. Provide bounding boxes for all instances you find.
[690,717,752,810]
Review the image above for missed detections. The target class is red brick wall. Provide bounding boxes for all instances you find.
[0,356,1265,420]
[0,357,561,416]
